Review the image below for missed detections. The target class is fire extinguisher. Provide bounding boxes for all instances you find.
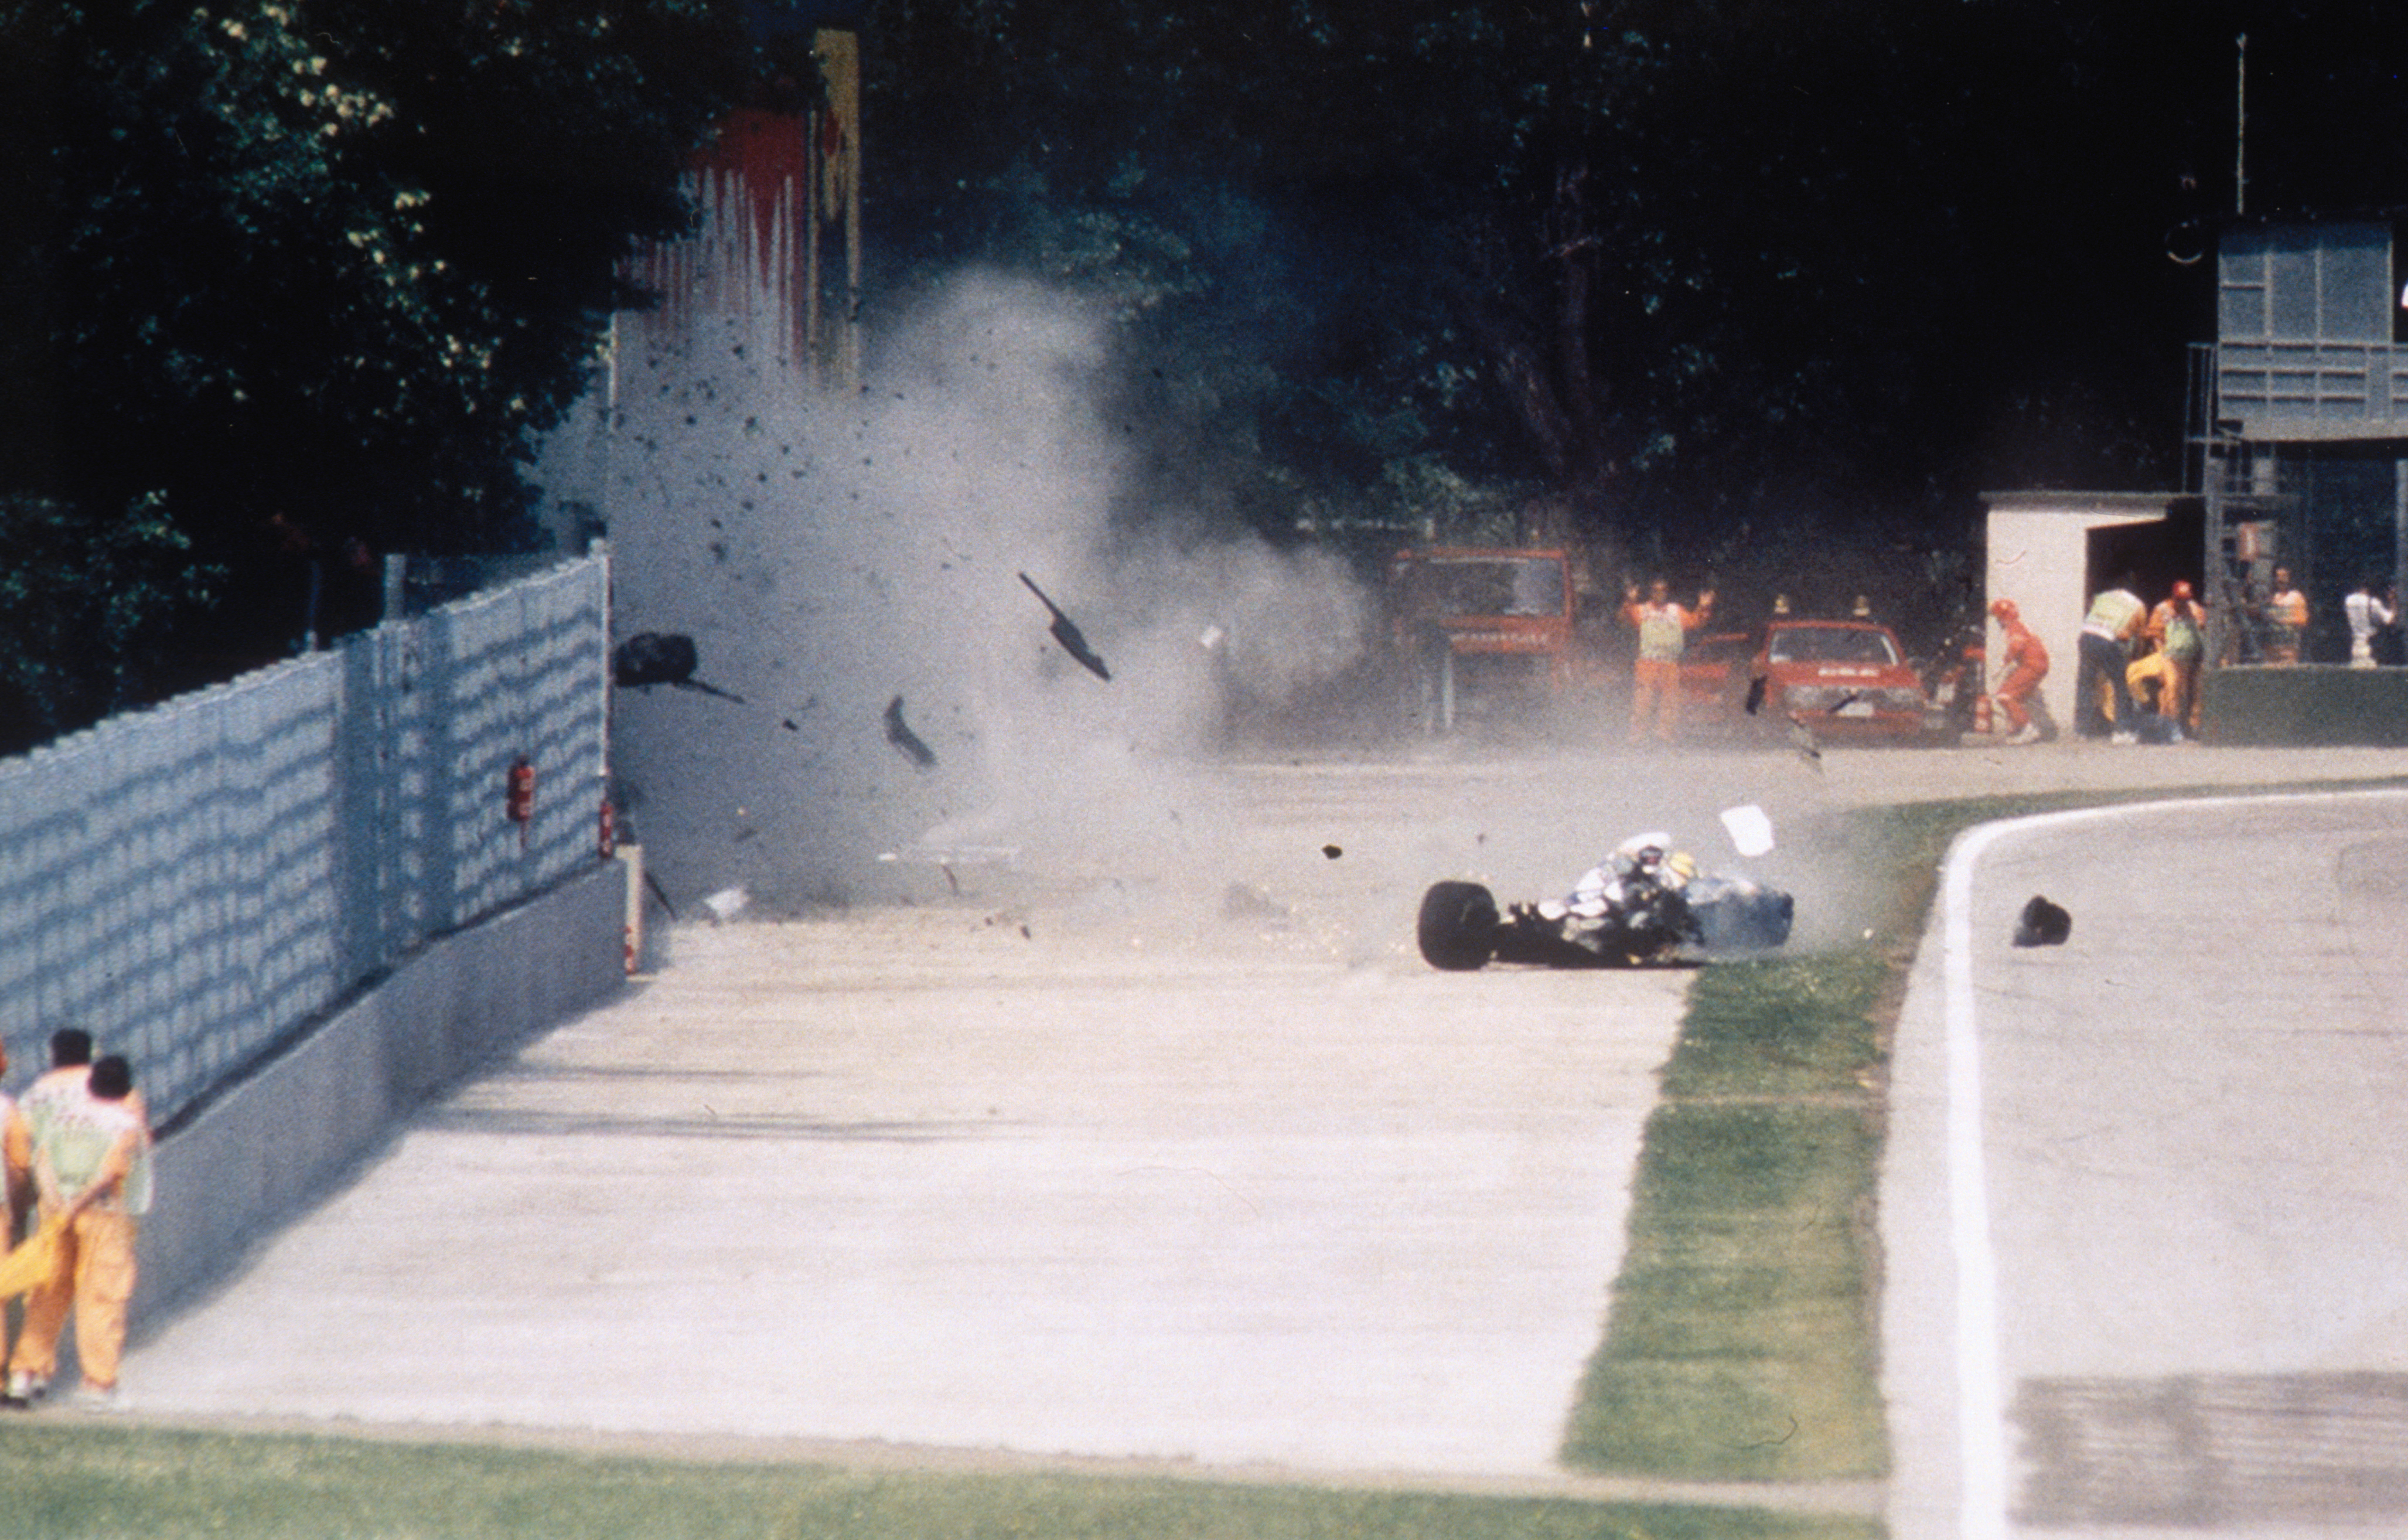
[598,795,617,858]
[506,755,536,848]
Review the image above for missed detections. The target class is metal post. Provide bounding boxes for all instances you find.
[2235,34,2247,217]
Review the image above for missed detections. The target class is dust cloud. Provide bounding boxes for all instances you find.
[582,273,1379,911]
[558,272,1892,958]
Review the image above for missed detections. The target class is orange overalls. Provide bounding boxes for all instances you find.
[1993,619,2049,734]
[9,1096,149,1393]
[1624,600,1707,742]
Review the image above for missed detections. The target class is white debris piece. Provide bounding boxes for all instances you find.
[1721,803,1776,857]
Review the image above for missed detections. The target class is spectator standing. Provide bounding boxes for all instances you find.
[2344,576,2395,667]
[1986,598,2051,745]
[7,1056,151,1409]
[2263,566,2308,665]
[2146,581,2209,732]
[1620,578,1714,744]
[2077,574,2147,741]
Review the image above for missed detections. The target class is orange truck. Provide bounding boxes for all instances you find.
[1387,546,1580,731]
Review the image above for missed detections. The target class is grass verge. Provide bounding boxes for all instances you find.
[0,1423,1884,1539]
[1558,795,2068,1482]
[1559,780,2408,1483]
[1557,950,1892,1481]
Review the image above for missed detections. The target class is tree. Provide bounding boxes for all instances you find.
[0,0,750,748]
[858,0,2408,613]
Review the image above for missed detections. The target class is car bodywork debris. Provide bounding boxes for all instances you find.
[1018,572,1112,681]
[883,696,938,769]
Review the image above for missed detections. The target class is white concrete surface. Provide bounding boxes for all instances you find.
[109,742,2408,1498]
[120,751,1749,1478]
[127,911,1687,1474]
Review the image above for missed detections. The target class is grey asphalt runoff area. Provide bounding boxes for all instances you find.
[1883,778,2408,1540]
[114,742,2407,1512]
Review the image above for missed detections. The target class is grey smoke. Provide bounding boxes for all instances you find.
[560,272,1375,908]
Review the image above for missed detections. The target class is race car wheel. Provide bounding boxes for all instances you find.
[1417,880,1499,971]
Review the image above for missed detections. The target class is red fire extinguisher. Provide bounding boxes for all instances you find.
[506,755,536,848]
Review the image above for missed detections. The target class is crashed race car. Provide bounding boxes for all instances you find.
[1417,832,1794,970]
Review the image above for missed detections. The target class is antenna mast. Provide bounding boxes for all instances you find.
[2235,33,2247,216]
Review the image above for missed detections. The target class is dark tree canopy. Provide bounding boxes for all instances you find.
[7,0,2407,747]
[0,0,750,748]
[862,0,2408,602]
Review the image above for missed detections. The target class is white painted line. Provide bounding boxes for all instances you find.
[1939,786,2408,1539]
[1942,817,2015,1540]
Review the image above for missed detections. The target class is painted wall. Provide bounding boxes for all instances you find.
[0,557,612,1132]
[132,858,629,1334]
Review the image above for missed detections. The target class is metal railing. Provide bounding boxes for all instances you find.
[2209,339,2408,439]
[0,555,612,1130]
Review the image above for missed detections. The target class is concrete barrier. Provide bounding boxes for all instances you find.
[2201,665,2408,747]
[134,857,629,1328]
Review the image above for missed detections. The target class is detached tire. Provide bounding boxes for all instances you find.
[1417,880,1499,971]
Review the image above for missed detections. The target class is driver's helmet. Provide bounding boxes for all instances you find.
[1611,833,1696,890]
[1610,832,1674,878]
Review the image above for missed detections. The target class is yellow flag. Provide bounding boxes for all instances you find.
[0,1219,64,1300]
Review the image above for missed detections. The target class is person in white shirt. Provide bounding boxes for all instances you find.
[2344,576,2395,667]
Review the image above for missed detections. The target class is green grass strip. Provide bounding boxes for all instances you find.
[1560,796,2037,1481]
[1560,953,1891,1482]
[0,1423,1882,1540]
[1561,776,2408,1483]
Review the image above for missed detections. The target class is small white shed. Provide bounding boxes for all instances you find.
[1982,490,2198,735]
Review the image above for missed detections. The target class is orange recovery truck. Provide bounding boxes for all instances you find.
[1387,546,1584,731]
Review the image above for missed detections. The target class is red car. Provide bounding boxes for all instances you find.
[1749,618,1933,742]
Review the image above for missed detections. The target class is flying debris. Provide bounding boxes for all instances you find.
[883,696,939,769]
[643,871,678,920]
[1720,804,1776,858]
[612,633,746,703]
[2013,895,2072,948]
[1786,713,1823,771]
[1744,675,1768,716]
[1018,572,1112,680]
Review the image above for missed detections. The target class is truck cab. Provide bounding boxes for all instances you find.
[1387,547,1578,732]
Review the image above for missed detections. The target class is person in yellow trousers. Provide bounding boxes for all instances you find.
[6,1055,151,1409]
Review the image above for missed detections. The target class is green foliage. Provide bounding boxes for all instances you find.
[0,0,748,747]
[0,493,209,753]
[859,0,2408,587]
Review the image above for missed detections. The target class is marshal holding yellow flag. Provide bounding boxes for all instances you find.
[0,1217,64,1301]
[0,1039,154,1411]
